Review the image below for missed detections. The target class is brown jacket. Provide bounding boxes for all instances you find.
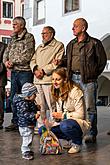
[66,33,107,83]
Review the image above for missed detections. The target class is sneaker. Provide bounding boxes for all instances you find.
[68,143,81,154]
[22,151,34,160]
[84,135,96,143]
[5,123,18,132]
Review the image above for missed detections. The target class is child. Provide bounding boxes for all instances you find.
[13,83,40,160]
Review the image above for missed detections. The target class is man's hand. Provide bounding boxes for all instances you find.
[34,69,44,79]
[52,59,61,65]
[5,61,13,69]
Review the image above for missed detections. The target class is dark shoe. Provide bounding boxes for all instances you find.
[84,135,96,143]
[107,131,110,135]
[22,151,34,160]
[29,151,34,156]
[0,125,3,129]
[5,123,18,132]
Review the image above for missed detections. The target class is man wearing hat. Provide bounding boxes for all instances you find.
[13,83,40,160]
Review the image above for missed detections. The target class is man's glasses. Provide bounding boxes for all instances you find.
[41,32,51,35]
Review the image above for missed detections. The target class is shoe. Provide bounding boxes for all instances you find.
[22,151,34,160]
[68,143,81,154]
[5,123,18,132]
[63,141,71,149]
[107,131,110,135]
[84,135,96,143]
[0,125,3,129]
[29,151,34,156]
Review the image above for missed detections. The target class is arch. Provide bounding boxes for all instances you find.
[101,33,110,59]
[97,74,110,105]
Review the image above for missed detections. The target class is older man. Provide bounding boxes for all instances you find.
[30,26,65,127]
[3,16,35,131]
[64,18,107,143]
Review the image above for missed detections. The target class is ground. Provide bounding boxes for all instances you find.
[0,106,110,165]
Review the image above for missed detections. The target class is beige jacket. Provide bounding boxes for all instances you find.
[30,38,64,84]
[56,86,91,135]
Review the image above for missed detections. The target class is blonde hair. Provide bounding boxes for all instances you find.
[51,67,77,102]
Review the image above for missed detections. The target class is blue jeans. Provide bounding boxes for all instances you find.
[11,70,33,125]
[39,119,83,145]
[72,74,98,136]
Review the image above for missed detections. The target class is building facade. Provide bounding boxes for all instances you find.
[0,0,24,43]
[24,0,110,105]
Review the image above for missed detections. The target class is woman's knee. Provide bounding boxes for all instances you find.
[60,120,69,132]
[60,119,79,132]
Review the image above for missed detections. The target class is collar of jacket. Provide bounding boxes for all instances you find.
[41,38,57,48]
[72,32,90,44]
[12,28,27,41]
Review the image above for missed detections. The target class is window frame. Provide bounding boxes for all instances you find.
[2,1,13,18]
[21,3,24,17]
[33,0,45,26]
[2,37,11,44]
[63,0,80,15]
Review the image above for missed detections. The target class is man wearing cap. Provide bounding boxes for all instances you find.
[13,82,40,160]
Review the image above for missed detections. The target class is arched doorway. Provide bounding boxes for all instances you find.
[97,34,110,106]
[97,74,110,106]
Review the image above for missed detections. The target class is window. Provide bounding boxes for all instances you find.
[2,37,11,44]
[21,4,24,17]
[64,0,79,14]
[3,1,13,18]
[33,0,45,25]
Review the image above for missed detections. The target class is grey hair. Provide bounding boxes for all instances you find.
[13,16,26,28]
[44,26,55,37]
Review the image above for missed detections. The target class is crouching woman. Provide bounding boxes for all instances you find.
[43,67,90,154]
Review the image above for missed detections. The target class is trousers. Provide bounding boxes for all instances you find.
[72,74,98,136]
[19,127,34,154]
[11,70,33,125]
[36,84,56,127]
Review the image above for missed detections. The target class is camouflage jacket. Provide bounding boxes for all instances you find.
[3,28,35,71]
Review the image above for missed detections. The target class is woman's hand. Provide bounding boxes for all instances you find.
[43,119,53,129]
[52,112,63,119]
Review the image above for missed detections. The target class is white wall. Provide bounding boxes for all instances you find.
[25,0,110,47]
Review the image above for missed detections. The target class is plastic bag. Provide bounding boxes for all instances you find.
[39,130,62,155]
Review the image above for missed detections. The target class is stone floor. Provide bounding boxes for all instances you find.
[0,106,110,165]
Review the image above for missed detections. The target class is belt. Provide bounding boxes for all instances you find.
[72,71,80,75]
